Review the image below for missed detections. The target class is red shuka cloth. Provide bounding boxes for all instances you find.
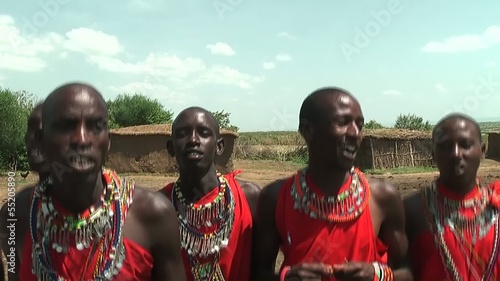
[275,171,388,281]
[19,189,153,281]
[160,170,253,281]
[20,232,153,280]
[410,181,500,281]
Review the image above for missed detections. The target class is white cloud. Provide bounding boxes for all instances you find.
[198,66,265,89]
[435,83,447,93]
[275,53,291,62]
[278,32,296,40]
[0,14,264,91]
[382,89,401,96]
[63,28,124,56]
[0,15,62,72]
[109,82,194,105]
[206,42,235,56]
[86,53,206,78]
[421,25,500,53]
[262,61,276,69]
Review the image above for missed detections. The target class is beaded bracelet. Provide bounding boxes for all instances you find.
[372,262,394,281]
[280,266,291,281]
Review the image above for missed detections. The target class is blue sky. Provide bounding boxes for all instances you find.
[1,0,499,132]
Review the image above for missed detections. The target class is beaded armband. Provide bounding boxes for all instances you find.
[372,262,394,281]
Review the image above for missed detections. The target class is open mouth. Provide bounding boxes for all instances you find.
[29,148,44,163]
[184,149,203,160]
[453,163,466,175]
[67,155,95,171]
[342,144,358,159]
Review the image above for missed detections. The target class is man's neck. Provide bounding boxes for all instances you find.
[439,176,478,196]
[307,161,351,197]
[179,165,219,201]
[49,171,104,214]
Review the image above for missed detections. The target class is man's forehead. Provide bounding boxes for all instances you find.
[176,110,214,125]
[434,121,476,143]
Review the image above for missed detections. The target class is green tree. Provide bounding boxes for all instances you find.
[394,113,432,131]
[364,120,384,129]
[211,110,239,132]
[107,94,173,128]
[0,88,37,171]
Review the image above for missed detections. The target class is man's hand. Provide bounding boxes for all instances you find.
[285,263,334,280]
[333,261,375,281]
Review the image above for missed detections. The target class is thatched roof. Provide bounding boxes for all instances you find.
[110,124,239,138]
[487,132,500,135]
[363,129,431,140]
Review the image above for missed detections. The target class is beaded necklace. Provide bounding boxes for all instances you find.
[290,167,369,223]
[422,179,500,281]
[171,172,235,281]
[29,168,134,281]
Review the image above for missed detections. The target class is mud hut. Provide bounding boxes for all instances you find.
[486,132,500,160]
[106,124,239,174]
[354,129,433,170]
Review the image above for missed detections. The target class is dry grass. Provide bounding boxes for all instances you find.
[233,145,307,162]
[110,124,239,137]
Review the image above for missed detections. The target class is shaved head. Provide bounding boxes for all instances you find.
[173,106,220,136]
[432,113,481,144]
[42,82,107,129]
[299,86,358,129]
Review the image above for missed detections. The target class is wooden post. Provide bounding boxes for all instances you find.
[409,141,415,167]
[369,138,375,169]
[394,140,398,169]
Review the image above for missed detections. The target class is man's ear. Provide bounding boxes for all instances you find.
[216,137,225,156]
[166,138,175,157]
[299,119,314,143]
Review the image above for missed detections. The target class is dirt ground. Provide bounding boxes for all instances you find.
[2,159,500,276]
[3,158,500,203]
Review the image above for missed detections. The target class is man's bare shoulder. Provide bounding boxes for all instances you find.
[131,186,176,223]
[236,179,261,199]
[403,191,424,218]
[367,177,401,206]
[260,178,289,204]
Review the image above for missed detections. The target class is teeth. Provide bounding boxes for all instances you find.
[69,156,94,170]
[30,149,44,162]
[344,145,357,153]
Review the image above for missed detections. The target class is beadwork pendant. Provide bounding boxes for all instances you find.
[422,179,500,281]
[172,172,233,281]
[29,168,133,281]
[290,167,369,223]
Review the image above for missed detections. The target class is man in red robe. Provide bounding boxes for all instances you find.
[25,101,51,181]
[405,113,500,280]
[159,106,261,281]
[252,87,412,281]
[0,82,187,281]
[0,102,49,280]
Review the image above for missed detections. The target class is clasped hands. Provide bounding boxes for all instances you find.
[284,260,375,281]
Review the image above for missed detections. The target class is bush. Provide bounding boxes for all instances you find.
[0,88,37,171]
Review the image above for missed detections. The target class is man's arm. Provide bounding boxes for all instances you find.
[147,192,187,281]
[250,180,283,281]
[238,179,261,218]
[373,181,414,281]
